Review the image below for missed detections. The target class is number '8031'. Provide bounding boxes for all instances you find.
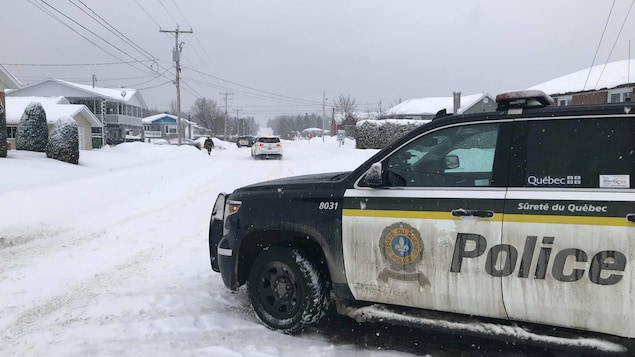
[319,202,338,210]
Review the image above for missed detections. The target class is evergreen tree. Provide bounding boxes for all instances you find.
[46,116,79,164]
[16,102,48,152]
[0,102,6,157]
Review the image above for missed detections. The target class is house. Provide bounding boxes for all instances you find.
[529,59,635,106]
[301,127,328,138]
[142,113,210,141]
[384,92,496,120]
[6,79,148,145]
[5,96,101,150]
[0,64,22,107]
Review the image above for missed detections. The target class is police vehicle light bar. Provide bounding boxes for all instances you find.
[495,90,554,111]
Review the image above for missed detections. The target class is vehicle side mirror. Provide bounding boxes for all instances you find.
[445,155,459,169]
[365,162,383,187]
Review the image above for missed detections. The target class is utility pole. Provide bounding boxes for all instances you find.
[322,91,327,142]
[220,91,234,140]
[160,25,192,145]
[233,108,243,135]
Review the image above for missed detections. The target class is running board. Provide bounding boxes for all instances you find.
[336,302,629,355]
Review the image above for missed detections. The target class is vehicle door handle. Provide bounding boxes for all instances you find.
[451,209,494,218]
[627,213,635,223]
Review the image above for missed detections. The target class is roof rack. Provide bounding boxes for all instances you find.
[495,90,554,111]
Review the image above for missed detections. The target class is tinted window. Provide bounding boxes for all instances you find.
[258,137,280,143]
[513,117,634,188]
[384,123,501,187]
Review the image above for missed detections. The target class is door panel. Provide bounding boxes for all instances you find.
[502,116,635,338]
[343,189,507,318]
[342,121,512,319]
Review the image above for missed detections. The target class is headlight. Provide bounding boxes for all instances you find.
[223,200,242,235]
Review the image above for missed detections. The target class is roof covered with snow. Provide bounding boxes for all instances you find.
[7,78,148,108]
[143,113,206,128]
[529,59,635,95]
[5,96,101,126]
[386,93,492,115]
[143,113,178,123]
[0,64,22,90]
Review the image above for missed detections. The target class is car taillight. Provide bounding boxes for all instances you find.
[257,143,264,146]
[276,143,282,147]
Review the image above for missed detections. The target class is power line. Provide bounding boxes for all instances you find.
[182,66,323,105]
[34,0,157,76]
[27,0,135,68]
[584,0,617,90]
[594,0,635,88]
[133,0,162,28]
[157,0,179,25]
[70,0,158,63]
[3,60,154,67]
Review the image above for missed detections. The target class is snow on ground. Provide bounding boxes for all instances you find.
[0,136,426,357]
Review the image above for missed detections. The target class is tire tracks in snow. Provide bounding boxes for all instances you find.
[0,219,204,352]
[0,184,219,352]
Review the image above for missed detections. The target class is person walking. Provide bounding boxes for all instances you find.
[204,137,214,155]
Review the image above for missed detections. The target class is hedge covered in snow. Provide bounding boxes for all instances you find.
[47,116,79,164]
[16,102,48,152]
[355,119,428,149]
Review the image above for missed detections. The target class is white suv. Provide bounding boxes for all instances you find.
[251,136,282,159]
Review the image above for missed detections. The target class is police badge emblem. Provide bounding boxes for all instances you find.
[378,222,430,286]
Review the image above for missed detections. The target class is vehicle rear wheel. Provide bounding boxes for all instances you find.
[247,247,328,333]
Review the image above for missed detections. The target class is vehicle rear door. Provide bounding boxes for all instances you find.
[502,115,635,338]
[342,120,513,319]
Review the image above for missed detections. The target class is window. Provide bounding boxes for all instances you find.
[257,137,280,143]
[608,88,633,103]
[384,123,502,187]
[6,126,16,138]
[512,117,634,188]
[165,125,177,134]
[557,96,572,106]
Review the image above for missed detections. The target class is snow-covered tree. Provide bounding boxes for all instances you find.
[16,102,48,152]
[0,102,6,157]
[46,116,79,165]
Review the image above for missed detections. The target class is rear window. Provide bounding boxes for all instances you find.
[258,137,280,143]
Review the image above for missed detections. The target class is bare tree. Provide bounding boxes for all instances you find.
[168,100,177,115]
[334,94,357,124]
[190,97,222,135]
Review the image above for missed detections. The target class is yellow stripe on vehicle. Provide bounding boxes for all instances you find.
[342,209,503,221]
[503,214,630,227]
[343,209,632,227]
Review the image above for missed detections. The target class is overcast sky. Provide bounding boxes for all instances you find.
[3,1,635,122]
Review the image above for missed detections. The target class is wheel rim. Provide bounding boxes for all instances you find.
[256,261,300,319]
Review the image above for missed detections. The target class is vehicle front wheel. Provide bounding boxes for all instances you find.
[247,247,328,333]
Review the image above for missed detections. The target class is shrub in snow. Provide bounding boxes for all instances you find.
[16,102,48,152]
[356,120,427,149]
[46,116,79,165]
[0,102,6,157]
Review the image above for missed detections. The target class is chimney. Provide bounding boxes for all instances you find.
[453,91,461,114]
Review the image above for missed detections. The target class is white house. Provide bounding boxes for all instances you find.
[385,92,496,120]
[5,96,101,150]
[7,79,148,145]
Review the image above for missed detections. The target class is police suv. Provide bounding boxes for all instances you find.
[209,90,635,353]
